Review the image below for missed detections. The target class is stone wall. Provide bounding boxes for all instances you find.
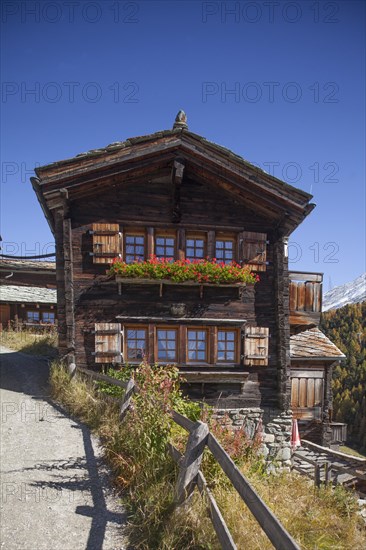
[212,407,293,468]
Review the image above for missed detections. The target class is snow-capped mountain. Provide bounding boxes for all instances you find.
[322,273,366,311]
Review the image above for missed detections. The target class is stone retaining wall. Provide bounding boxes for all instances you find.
[212,407,293,467]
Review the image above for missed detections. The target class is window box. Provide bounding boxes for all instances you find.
[115,276,249,298]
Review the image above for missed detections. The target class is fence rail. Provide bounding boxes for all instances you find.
[292,439,366,489]
[73,364,300,550]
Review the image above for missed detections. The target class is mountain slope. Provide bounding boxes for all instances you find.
[320,302,366,452]
[323,273,366,311]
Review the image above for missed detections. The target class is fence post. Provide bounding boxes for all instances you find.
[67,362,77,379]
[314,463,321,487]
[324,462,330,485]
[175,421,209,505]
[119,378,135,420]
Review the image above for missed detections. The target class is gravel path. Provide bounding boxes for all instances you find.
[0,346,127,550]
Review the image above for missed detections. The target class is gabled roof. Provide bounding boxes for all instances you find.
[0,259,55,272]
[290,328,345,360]
[0,284,57,304]
[32,113,315,236]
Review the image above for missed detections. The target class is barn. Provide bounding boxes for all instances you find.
[0,259,57,329]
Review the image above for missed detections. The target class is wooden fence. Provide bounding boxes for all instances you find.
[292,440,366,489]
[71,364,300,550]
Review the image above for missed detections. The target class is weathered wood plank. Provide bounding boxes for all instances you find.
[175,421,209,505]
[119,378,136,420]
[207,433,300,550]
[170,409,196,432]
[167,442,183,464]
[94,322,122,363]
[197,471,237,550]
[76,366,129,388]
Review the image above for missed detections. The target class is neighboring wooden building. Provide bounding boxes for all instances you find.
[31,112,345,449]
[0,259,57,328]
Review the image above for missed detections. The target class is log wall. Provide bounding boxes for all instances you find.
[55,180,293,409]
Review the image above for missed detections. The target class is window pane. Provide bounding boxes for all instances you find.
[217,330,236,362]
[155,236,175,260]
[27,311,40,322]
[157,329,177,361]
[187,329,207,362]
[186,238,205,260]
[215,240,234,264]
[42,312,55,324]
[127,328,146,360]
[125,235,145,263]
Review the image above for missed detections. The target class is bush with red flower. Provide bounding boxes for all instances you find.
[109,255,259,284]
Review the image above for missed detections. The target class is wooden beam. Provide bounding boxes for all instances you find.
[207,433,301,550]
[171,159,185,223]
[175,421,209,505]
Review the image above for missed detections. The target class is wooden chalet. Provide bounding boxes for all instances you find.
[0,259,57,329]
[31,112,345,447]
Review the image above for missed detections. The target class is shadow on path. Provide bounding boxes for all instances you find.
[0,347,128,550]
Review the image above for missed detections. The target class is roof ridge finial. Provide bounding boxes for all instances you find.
[173,110,188,130]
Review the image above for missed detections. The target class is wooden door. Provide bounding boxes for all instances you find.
[291,369,324,420]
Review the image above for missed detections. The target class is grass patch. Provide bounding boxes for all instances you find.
[339,445,366,459]
[49,361,366,550]
[0,328,58,357]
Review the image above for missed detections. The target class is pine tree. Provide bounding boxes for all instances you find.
[320,302,366,452]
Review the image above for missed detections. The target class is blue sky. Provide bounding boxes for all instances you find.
[1,0,365,289]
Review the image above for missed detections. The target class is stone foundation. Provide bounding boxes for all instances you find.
[212,407,293,467]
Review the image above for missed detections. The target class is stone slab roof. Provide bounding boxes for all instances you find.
[0,259,55,272]
[290,327,345,360]
[0,284,57,304]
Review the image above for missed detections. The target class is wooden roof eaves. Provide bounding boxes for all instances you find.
[34,128,315,234]
[31,177,56,234]
[43,152,175,203]
[35,133,182,185]
[35,129,313,209]
[182,150,302,216]
[179,138,312,211]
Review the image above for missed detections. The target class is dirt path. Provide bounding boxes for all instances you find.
[0,346,127,550]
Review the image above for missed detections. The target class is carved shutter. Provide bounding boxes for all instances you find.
[241,232,267,271]
[90,223,121,264]
[244,326,269,366]
[93,323,123,363]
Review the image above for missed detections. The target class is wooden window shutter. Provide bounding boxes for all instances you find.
[244,326,269,366]
[241,231,267,271]
[93,323,123,363]
[90,223,121,264]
